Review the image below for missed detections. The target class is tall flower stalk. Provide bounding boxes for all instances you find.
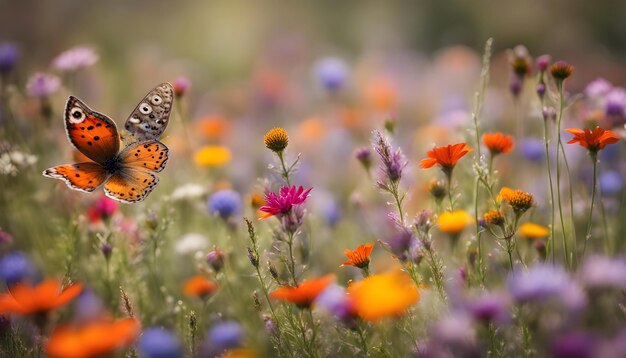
[550,61,574,268]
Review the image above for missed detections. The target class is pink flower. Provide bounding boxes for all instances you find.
[259,185,312,219]
[87,196,118,223]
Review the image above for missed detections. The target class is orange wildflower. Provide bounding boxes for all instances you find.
[270,275,334,308]
[197,115,230,139]
[565,127,619,153]
[482,132,515,155]
[419,143,472,173]
[46,318,140,358]
[348,269,420,322]
[0,279,83,315]
[341,243,374,269]
[183,275,218,298]
[498,187,534,214]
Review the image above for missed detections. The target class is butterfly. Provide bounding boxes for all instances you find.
[43,83,173,203]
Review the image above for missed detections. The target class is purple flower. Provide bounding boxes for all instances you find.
[26,72,60,98]
[0,230,13,246]
[0,43,19,73]
[314,57,349,91]
[75,289,105,322]
[519,138,545,163]
[551,331,595,358]
[600,171,623,195]
[138,328,183,358]
[206,246,225,272]
[468,293,511,324]
[372,130,406,185]
[315,284,356,326]
[206,321,243,351]
[535,54,551,72]
[355,147,372,171]
[259,185,312,219]
[507,264,585,309]
[0,252,35,286]
[581,255,626,290]
[52,46,98,71]
[584,78,612,99]
[322,199,341,227]
[208,189,242,219]
[605,87,626,117]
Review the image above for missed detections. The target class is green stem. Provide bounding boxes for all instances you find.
[582,154,598,257]
[287,232,298,286]
[391,181,404,222]
[446,170,454,211]
[278,151,291,186]
[542,119,556,264]
[555,82,570,268]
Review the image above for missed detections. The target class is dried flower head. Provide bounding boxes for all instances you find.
[264,127,289,153]
[428,180,447,202]
[550,61,574,81]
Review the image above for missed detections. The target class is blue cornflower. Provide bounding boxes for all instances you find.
[207,321,243,351]
[137,328,182,358]
[0,43,18,73]
[314,57,349,92]
[0,252,35,286]
[208,190,242,219]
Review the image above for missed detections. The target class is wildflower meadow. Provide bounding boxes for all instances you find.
[1,2,626,357]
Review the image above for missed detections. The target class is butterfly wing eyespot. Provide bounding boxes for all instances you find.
[124,83,173,141]
[43,162,108,193]
[139,103,152,114]
[68,107,86,124]
[64,96,120,164]
[149,95,163,105]
[118,140,169,173]
[104,169,159,203]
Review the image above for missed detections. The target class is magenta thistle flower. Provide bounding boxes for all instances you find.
[259,185,312,219]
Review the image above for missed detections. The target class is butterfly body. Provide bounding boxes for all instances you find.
[44,83,173,203]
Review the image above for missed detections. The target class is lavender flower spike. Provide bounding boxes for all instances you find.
[372,130,406,183]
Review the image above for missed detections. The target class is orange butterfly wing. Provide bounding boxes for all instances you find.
[64,96,120,164]
[43,162,108,193]
[104,169,159,203]
[102,140,169,203]
[118,140,169,172]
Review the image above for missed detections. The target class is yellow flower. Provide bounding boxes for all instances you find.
[348,269,420,322]
[519,223,550,240]
[437,210,472,235]
[194,146,231,167]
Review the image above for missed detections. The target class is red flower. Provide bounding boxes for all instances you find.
[183,275,218,298]
[482,133,515,155]
[419,143,472,172]
[270,275,334,308]
[259,185,312,219]
[342,243,374,269]
[565,127,619,153]
[87,196,118,223]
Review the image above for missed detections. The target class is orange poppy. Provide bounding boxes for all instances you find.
[0,279,83,315]
[419,143,472,172]
[270,275,334,308]
[565,127,619,153]
[341,243,374,269]
[482,132,515,155]
[46,318,140,358]
[183,275,218,298]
